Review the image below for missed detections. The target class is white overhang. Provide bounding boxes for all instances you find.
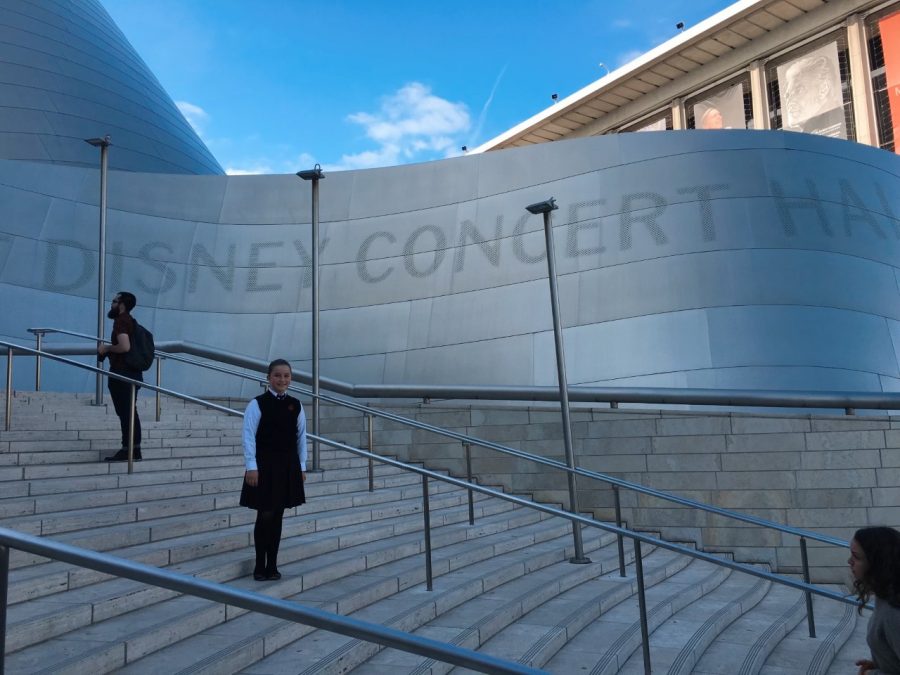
[473,0,887,151]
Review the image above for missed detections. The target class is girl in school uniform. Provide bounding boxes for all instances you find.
[240,359,307,580]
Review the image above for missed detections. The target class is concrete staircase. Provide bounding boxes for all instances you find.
[0,391,868,674]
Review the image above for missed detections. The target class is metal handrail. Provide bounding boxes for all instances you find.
[24,328,900,411]
[0,529,543,675]
[308,432,859,606]
[14,331,851,548]
[1,338,867,673]
[17,328,854,550]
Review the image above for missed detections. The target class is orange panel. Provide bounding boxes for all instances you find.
[880,12,900,153]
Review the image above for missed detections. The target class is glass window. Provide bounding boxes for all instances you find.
[686,76,753,129]
[867,8,900,153]
[621,110,673,133]
[765,34,856,141]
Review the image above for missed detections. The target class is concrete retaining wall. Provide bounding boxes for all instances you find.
[315,402,900,583]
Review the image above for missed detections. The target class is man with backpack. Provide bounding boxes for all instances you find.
[97,291,144,461]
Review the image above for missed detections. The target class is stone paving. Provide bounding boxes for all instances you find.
[0,391,872,673]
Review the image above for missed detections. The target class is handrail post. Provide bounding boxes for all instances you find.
[422,475,433,591]
[614,485,626,577]
[5,346,12,432]
[155,357,162,422]
[295,166,325,474]
[34,331,43,391]
[127,382,136,475]
[800,537,816,638]
[464,442,475,525]
[0,543,8,674]
[634,540,652,675]
[367,413,375,492]
[90,136,111,408]
[527,197,589,564]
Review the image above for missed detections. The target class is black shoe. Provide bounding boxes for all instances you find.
[105,448,142,462]
[265,568,281,580]
[253,568,266,581]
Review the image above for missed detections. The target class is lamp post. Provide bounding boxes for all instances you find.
[297,165,325,472]
[525,197,590,564]
[86,135,111,406]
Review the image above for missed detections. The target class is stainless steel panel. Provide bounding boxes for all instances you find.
[1,125,899,396]
[0,0,222,174]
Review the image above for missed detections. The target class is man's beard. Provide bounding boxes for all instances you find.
[107,307,118,319]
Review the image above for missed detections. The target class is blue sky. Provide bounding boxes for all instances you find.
[103,0,737,175]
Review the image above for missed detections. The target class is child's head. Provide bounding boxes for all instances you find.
[850,526,900,608]
[266,359,292,394]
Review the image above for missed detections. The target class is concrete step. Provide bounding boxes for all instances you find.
[3,464,455,569]
[824,603,869,675]
[756,594,858,675]
[543,556,732,674]
[5,470,438,604]
[3,499,560,673]
[2,391,869,674]
[123,517,615,675]
[693,581,807,675]
[4,484,507,655]
[352,543,680,674]
[1,448,402,502]
[620,565,771,674]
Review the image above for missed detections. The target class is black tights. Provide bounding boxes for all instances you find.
[254,509,284,573]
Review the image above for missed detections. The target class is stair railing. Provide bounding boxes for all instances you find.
[0,527,544,675]
[0,339,869,675]
[13,332,867,630]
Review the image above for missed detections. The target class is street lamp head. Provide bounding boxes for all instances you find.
[525,198,558,215]
[297,164,324,181]
[85,135,111,148]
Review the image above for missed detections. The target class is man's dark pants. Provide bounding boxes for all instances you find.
[108,369,142,449]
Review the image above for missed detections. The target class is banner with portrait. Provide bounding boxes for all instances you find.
[776,42,846,139]
[879,12,900,154]
[692,83,745,129]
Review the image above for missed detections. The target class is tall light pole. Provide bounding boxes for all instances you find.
[525,197,590,564]
[297,164,325,472]
[86,135,111,406]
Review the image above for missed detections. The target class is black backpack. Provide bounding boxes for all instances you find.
[124,320,155,372]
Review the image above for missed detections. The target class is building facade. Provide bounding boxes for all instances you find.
[1,0,899,399]
[475,0,900,157]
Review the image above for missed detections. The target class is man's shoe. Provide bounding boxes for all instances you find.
[105,448,142,462]
[265,568,281,580]
[253,568,266,581]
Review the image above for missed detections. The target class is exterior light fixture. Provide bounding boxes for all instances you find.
[525,196,589,565]
[85,135,112,405]
[296,164,325,472]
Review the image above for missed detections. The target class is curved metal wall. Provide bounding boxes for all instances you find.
[2,131,899,397]
[0,0,223,174]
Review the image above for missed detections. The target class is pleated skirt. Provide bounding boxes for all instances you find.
[239,449,305,510]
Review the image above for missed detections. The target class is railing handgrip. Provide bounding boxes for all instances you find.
[800,537,816,638]
[422,476,433,592]
[635,540,651,674]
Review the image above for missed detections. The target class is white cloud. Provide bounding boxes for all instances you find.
[329,82,471,170]
[225,164,272,176]
[175,100,210,136]
[225,152,319,176]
